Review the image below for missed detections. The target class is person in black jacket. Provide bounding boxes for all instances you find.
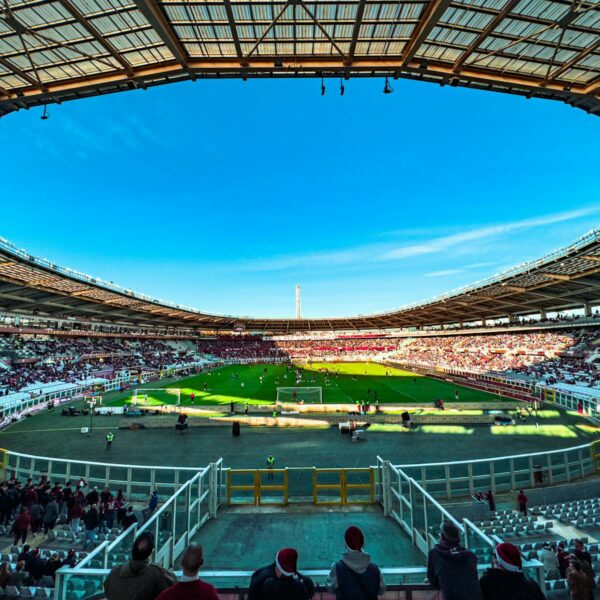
[248,548,314,600]
[327,525,386,599]
[427,521,482,600]
[479,542,546,600]
[83,505,99,549]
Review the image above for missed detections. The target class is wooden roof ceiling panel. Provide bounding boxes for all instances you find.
[1,0,599,116]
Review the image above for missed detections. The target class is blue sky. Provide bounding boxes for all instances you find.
[0,77,599,318]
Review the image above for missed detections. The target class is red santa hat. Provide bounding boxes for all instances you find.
[275,548,298,577]
[345,526,365,551]
[495,543,522,572]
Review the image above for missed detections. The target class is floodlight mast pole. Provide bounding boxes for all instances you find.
[296,285,301,320]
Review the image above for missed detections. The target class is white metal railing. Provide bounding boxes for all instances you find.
[394,443,593,499]
[2,450,206,500]
[382,463,545,588]
[54,562,547,600]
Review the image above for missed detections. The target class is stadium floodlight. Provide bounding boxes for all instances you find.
[276,387,323,405]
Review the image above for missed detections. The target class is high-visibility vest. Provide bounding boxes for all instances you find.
[106,433,114,442]
[267,456,275,468]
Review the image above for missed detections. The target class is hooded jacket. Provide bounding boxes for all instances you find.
[248,563,314,600]
[327,550,386,599]
[426,541,482,600]
[104,558,177,600]
[479,567,546,600]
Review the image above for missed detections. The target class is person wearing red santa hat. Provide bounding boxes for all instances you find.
[248,547,314,600]
[479,542,546,600]
[327,525,386,599]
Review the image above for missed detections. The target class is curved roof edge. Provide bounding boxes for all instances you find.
[0,228,599,332]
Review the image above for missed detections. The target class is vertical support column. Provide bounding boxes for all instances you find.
[209,463,219,518]
[185,481,191,545]
[408,479,416,545]
[170,496,177,568]
[539,308,547,320]
[398,471,404,523]
[584,302,592,318]
[463,519,471,549]
[153,518,160,564]
[150,469,156,496]
[468,463,474,497]
[445,464,452,499]
[578,449,585,479]
[510,459,516,491]
[381,461,391,517]
[565,451,571,482]
[547,453,554,485]
[423,497,430,550]
[529,456,535,487]
[126,468,133,499]
[490,461,496,494]
[197,475,202,524]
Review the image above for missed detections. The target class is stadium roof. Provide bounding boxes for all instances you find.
[0,0,599,117]
[0,229,600,332]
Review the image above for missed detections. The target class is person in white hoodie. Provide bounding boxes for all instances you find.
[326,526,386,600]
[539,543,559,577]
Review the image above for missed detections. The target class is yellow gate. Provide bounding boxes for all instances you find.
[313,467,375,506]
[227,468,288,506]
[591,441,600,473]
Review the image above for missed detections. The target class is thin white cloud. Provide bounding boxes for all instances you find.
[381,207,598,260]
[424,261,498,278]
[424,268,464,277]
[236,206,599,272]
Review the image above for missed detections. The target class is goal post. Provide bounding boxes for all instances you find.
[276,387,323,405]
[132,388,181,407]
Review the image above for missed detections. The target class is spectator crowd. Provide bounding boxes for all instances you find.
[96,522,553,600]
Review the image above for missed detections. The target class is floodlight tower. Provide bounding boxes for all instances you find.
[296,285,301,320]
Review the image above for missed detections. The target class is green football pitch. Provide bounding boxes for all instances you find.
[105,362,502,408]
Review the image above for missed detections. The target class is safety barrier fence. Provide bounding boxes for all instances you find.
[0,450,208,500]
[55,560,548,600]
[54,567,445,600]
[392,443,594,500]
[380,460,544,588]
[97,461,221,570]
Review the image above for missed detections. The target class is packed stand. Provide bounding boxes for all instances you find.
[0,476,145,596]
[0,335,206,395]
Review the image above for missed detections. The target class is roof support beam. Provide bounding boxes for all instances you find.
[453,0,521,72]
[401,0,454,65]
[55,0,135,76]
[345,0,368,65]
[0,56,46,91]
[543,30,600,83]
[133,0,188,68]
[222,0,244,63]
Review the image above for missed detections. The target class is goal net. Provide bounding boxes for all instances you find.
[276,387,323,405]
[131,388,181,407]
